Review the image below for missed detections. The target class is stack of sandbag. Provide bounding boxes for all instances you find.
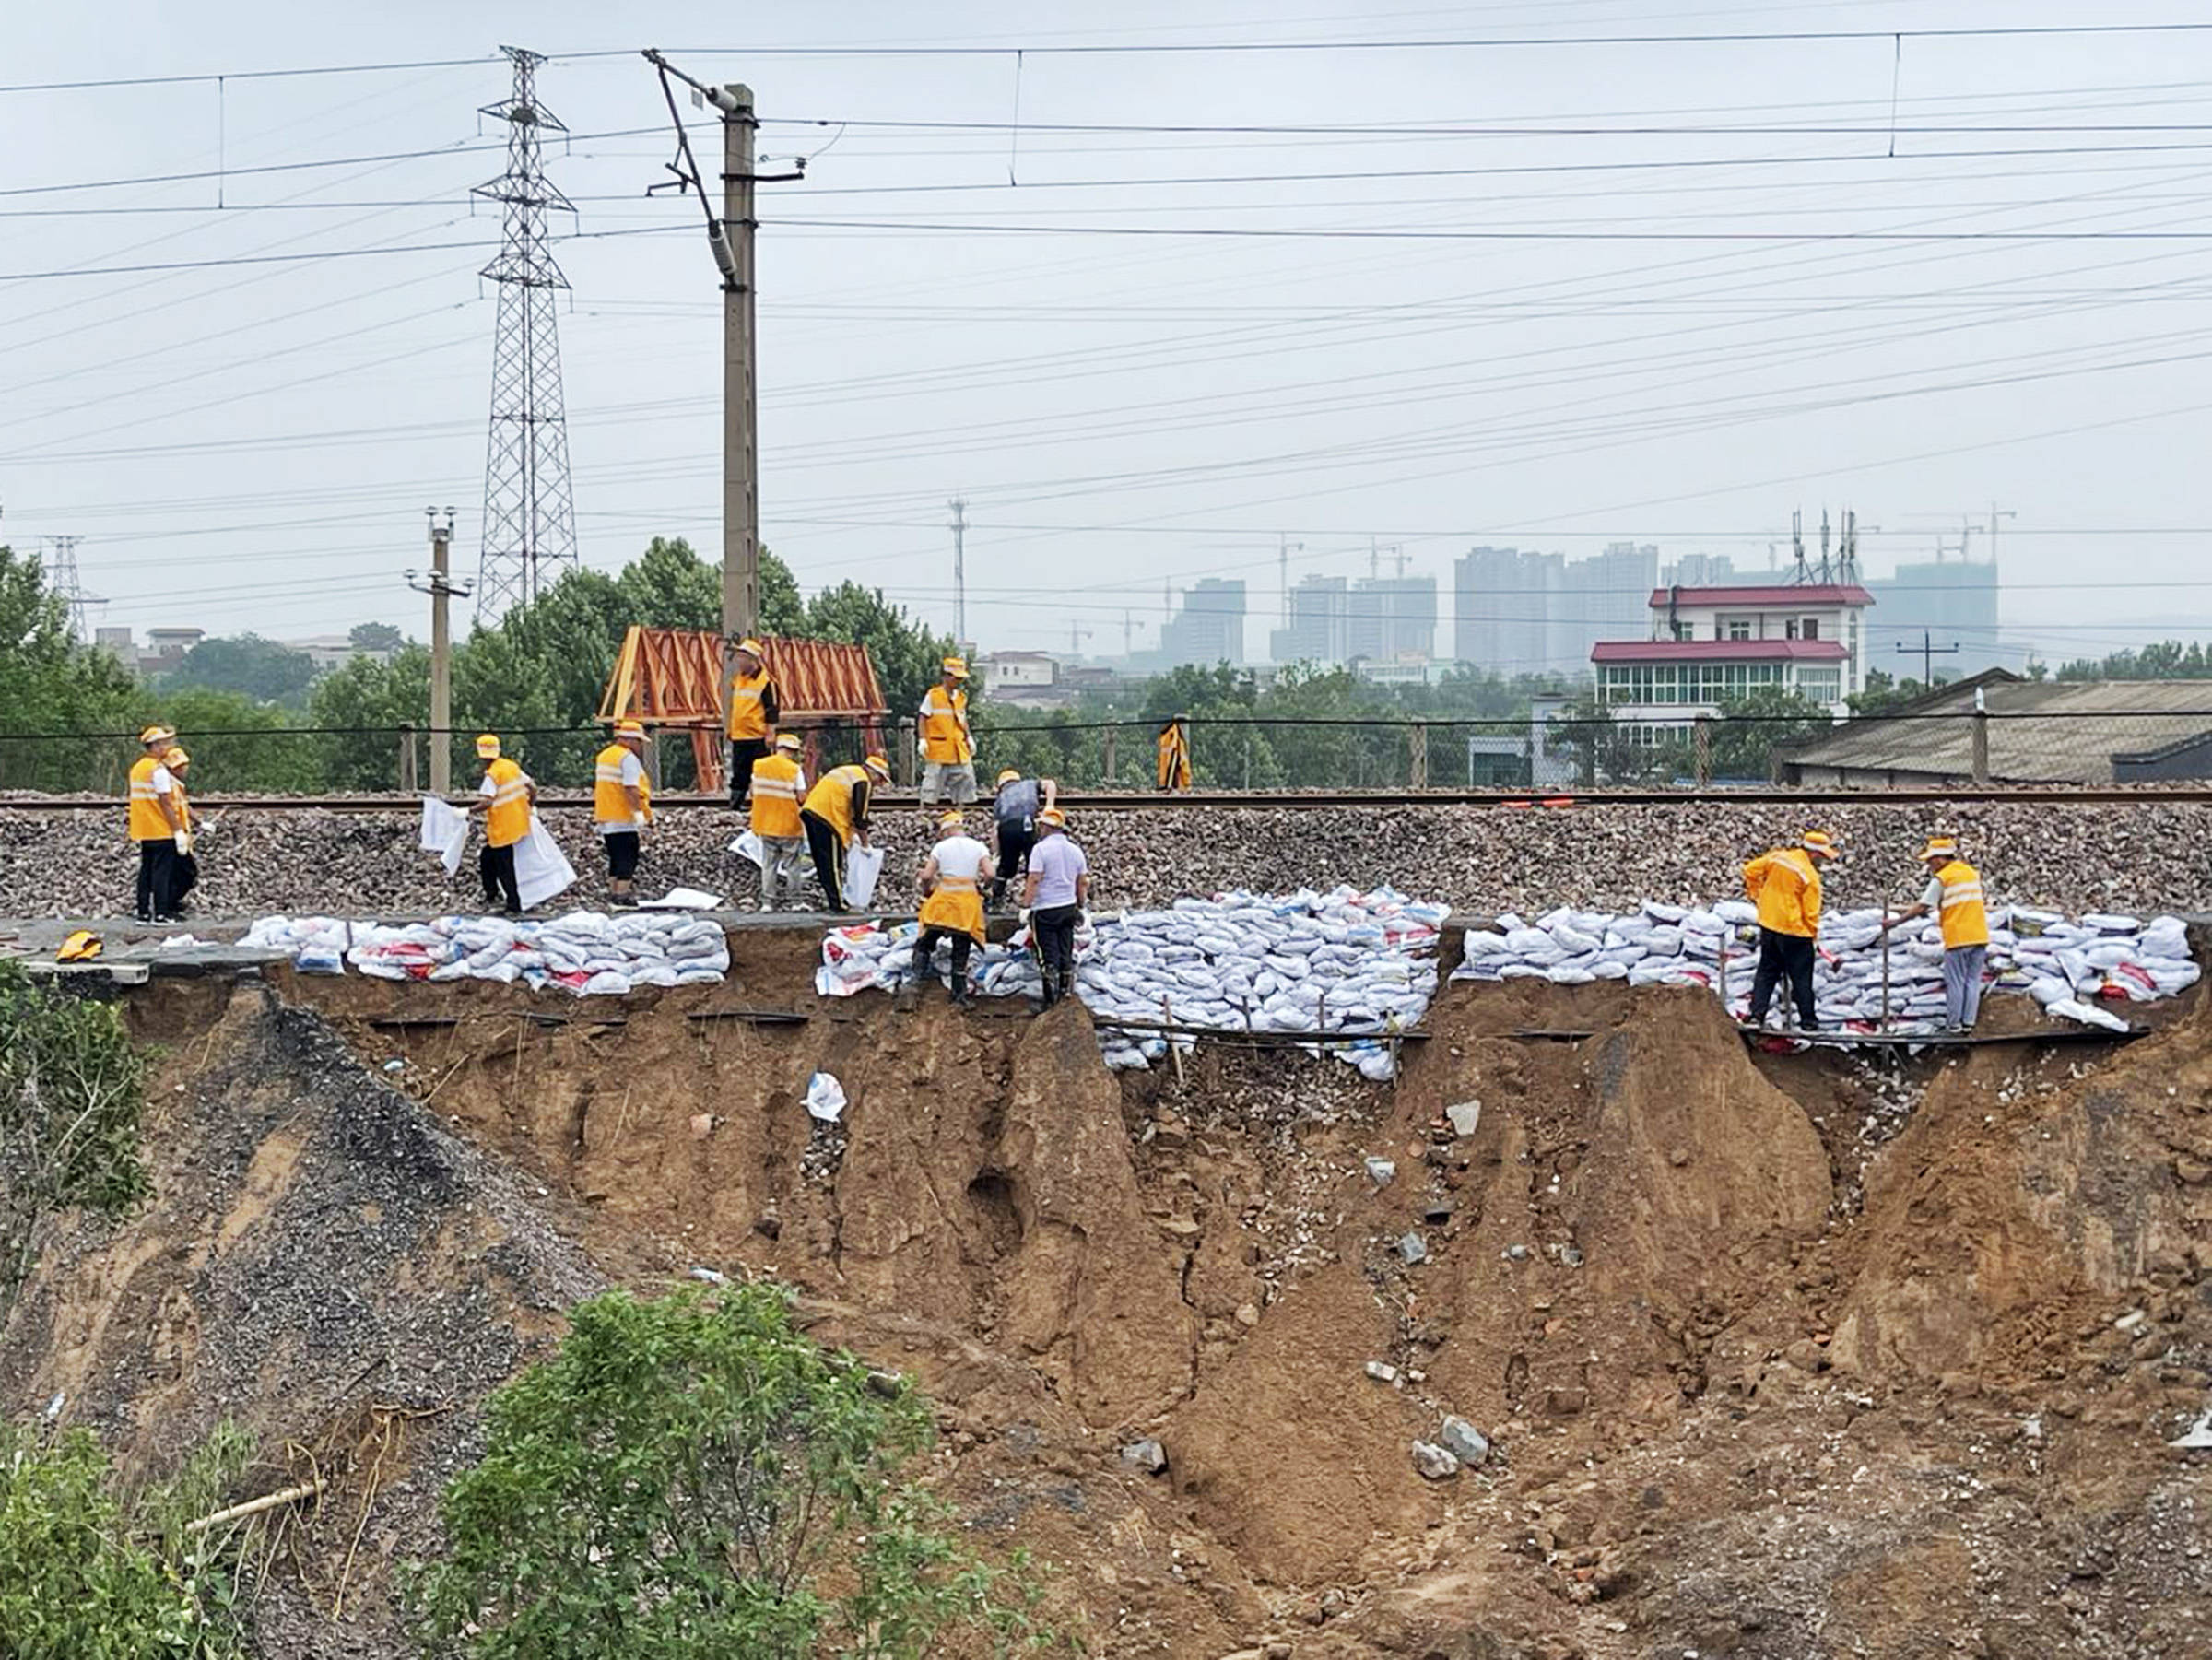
[816,886,1446,1080]
[1451,901,2198,1032]
[239,912,730,995]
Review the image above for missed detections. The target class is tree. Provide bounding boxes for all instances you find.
[1708,686,1834,782]
[0,545,143,793]
[410,1284,1062,1660]
[803,582,960,740]
[348,621,407,655]
[159,635,318,709]
[2054,639,2212,681]
[307,646,430,792]
[155,688,321,795]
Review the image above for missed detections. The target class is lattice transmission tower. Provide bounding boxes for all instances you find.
[40,535,102,640]
[473,45,577,618]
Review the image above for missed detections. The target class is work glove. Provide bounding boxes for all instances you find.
[1018,908,1031,925]
[174,830,193,855]
[1078,908,1092,930]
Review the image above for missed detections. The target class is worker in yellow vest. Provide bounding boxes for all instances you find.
[594,719,653,906]
[465,734,535,915]
[749,733,807,910]
[1157,713,1193,792]
[164,746,200,914]
[127,724,186,922]
[800,753,891,912]
[1881,835,1991,1030]
[725,638,781,808]
[914,810,995,1008]
[917,656,976,807]
[1742,829,1839,1030]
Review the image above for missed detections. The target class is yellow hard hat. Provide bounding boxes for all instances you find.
[1801,829,1839,859]
[936,810,965,830]
[1920,836,1959,861]
[995,768,1021,787]
[476,734,501,759]
[775,732,803,752]
[942,655,969,677]
[139,724,175,747]
[164,747,190,767]
[864,753,891,780]
[735,637,766,658]
[1037,807,1066,830]
[615,719,646,739]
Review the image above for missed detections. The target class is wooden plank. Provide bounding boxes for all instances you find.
[1735,1024,2139,1049]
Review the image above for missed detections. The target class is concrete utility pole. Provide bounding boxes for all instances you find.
[949,497,969,648]
[641,52,801,705]
[407,508,468,793]
[1898,630,1960,687]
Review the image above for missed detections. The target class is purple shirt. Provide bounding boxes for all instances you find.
[1028,835,1088,908]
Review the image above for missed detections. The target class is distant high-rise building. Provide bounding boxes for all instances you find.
[1346,574,1438,664]
[1660,551,1740,587]
[1452,542,1655,678]
[1270,574,1349,665]
[1865,557,2004,677]
[1158,578,1246,667]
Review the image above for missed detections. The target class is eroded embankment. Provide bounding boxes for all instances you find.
[7,944,2212,1659]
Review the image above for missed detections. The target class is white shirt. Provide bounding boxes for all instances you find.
[148,763,175,795]
[930,834,991,884]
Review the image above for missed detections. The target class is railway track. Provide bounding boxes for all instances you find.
[6,786,2212,812]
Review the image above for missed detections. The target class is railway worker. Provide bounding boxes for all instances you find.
[165,746,200,915]
[988,767,1057,909]
[1157,713,1193,793]
[918,655,976,807]
[914,810,995,1008]
[593,719,653,907]
[127,724,185,923]
[1880,835,1990,1030]
[1743,829,1838,1031]
[465,734,535,916]
[800,752,891,912]
[725,638,781,808]
[1022,807,1090,1011]
[749,733,808,911]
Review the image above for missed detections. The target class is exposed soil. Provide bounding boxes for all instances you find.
[6,933,2212,1658]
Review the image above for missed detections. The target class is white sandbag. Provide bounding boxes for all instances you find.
[419,795,468,877]
[514,819,577,910]
[2048,997,2131,1033]
[804,1071,849,1122]
[844,844,886,910]
[733,830,767,871]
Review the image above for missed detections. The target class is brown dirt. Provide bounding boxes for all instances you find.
[6,934,2212,1657]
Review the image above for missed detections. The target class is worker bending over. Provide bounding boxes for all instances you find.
[1023,807,1089,1011]
[749,733,808,911]
[465,734,535,915]
[914,810,994,1007]
[918,655,976,807]
[126,724,185,923]
[1881,835,1990,1030]
[593,720,653,906]
[165,747,199,915]
[724,638,780,807]
[1743,829,1838,1030]
[989,767,1057,908]
[1157,713,1193,792]
[800,753,890,912]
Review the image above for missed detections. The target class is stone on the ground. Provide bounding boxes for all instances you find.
[1411,1439,1460,1480]
[1398,1231,1428,1266]
[1120,1438,1168,1474]
[1365,1360,1399,1383]
[1439,1415,1491,1468]
[1364,1155,1396,1186]
[1446,1101,1481,1136]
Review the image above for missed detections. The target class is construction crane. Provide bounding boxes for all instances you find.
[1069,622,1095,654]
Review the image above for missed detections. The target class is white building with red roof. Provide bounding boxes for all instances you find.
[1590,581,1874,736]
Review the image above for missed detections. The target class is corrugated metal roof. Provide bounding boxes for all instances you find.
[1646,583,1875,608]
[1592,639,1849,663]
[1785,677,2212,783]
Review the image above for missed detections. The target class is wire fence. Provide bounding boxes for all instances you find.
[6,705,2212,795]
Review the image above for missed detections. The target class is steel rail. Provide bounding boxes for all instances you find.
[6,786,2212,812]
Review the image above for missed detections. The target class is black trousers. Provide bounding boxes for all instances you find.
[135,839,178,920]
[1032,903,1080,1003]
[604,830,641,881]
[1749,927,1818,1028]
[172,852,199,911]
[728,738,771,806]
[915,927,974,996]
[990,827,1034,906]
[802,810,844,911]
[480,842,522,913]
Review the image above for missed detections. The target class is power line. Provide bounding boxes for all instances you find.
[771,218,2212,242]
[0,223,684,283]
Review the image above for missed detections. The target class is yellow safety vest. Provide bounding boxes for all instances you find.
[919,872,986,943]
[484,758,532,849]
[803,764,872,843]
[1158,724,1192,790]
[919,686,972,765]
[594,744,650,829]
[726,669,772,741]
[1744,847,1821,938]
[1934,859,1989,949]
[750,753,805,840]
[172,783,192,834]
[128,756,171,842]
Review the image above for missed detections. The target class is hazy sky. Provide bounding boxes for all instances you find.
[5,0,2212,675]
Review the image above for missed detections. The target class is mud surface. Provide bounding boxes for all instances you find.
[6,936,2212,1657]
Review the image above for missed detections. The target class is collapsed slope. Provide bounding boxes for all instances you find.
[7,938,2212,1657]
